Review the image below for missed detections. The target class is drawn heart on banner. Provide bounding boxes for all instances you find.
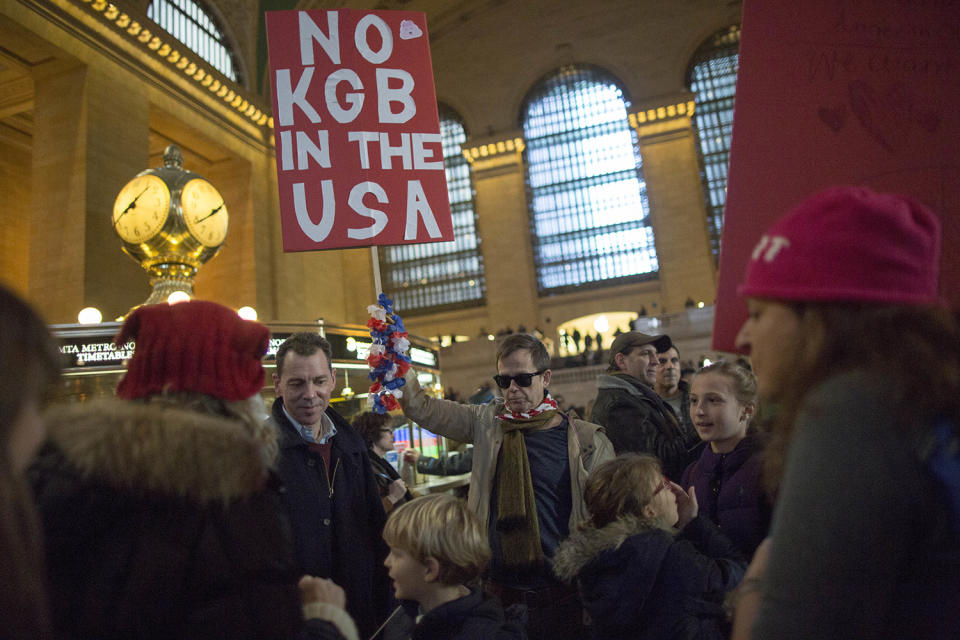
[848,80,942,154]
[399,20,422,40]
[817,105,846,132]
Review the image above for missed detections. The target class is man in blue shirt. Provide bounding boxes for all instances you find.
[399,333,614,640]
[267,332,390,638]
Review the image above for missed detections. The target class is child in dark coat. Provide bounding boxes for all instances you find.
[682,361,771,557]
[382,494,527,640]
[554,454,746,640]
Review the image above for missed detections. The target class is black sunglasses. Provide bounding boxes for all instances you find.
[493,370,545,389]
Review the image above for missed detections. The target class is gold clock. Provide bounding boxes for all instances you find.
[112,174,170,244]
[181,178,229,248]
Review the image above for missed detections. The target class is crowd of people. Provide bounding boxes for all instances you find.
[2,185,959,639]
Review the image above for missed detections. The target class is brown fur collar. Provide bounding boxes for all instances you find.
[43,399,269,503]
[553,515,668,582]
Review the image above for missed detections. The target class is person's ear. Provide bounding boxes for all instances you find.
[642,502,659,519]
[614,352,627,371]
[741,403,756,424]
[272,372,281,397]
[423,557,441,583]
[542,369,552,386]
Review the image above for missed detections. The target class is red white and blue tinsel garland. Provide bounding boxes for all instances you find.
[366,293,412,413]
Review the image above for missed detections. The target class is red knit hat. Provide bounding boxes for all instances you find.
[738,186,941,305]
[115,300,269,402]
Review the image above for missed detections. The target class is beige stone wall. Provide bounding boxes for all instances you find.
[0,0,739,341]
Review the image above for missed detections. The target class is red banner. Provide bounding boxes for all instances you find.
[713,0,960,351]
[266,10,453,251]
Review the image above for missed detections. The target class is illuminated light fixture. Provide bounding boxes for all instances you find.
[702,358,714,367]
[341,369,354,398]
[487,334,495,341]
[167,291,191,304]
[593,314,610,333]
[697,301,705,309]
[77,0,273,131]
[237,306,258,321]
[77,307,103,325]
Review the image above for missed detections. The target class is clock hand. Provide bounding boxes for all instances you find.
[114,186,150,226]
[195,202,225,224]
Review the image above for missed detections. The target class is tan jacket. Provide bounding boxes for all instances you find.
[400,372,615,530]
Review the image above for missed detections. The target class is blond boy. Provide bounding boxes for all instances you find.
[382,495,527,640]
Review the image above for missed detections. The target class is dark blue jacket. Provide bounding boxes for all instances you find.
[681,434,771,557]
[269,399,391,638]
[554,516,746,640]
[383,587,527,640]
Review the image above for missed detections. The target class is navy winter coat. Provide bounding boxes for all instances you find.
[681,434,771,557]
[269,399,391,638]
[383,587,527,640]
[554,516,746,640]
[30,400,305,640]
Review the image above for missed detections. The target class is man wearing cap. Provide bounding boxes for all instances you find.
[398,333,614,640]
[267,332,390,637]
[592,331,697,479]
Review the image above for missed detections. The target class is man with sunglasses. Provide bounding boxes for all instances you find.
[591,331,699,479]
[398,333,614,640]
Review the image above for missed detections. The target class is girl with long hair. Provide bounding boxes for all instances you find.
[554,454,746,639]
[730,186,960,639]
[682,361,770,558]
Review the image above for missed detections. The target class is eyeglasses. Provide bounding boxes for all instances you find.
[652,476,670,496]
[492,370,545,389]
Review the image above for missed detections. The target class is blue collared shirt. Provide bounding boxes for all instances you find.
[281,403,337,444]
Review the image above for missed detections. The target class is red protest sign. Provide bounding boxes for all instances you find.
[266,10,453,251]
[713,0,960,351]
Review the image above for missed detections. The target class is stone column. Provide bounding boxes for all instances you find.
[632,96,717,313]
[463,131,539,331]
[31,60,150,322]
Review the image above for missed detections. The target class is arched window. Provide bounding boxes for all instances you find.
[522,65,657,295]
[148,0,242,84]
[381,105,486,314]
[686,25,740,260]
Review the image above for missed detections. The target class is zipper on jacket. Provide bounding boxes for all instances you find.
[326,457,340,499]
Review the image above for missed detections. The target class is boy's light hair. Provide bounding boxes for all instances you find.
[383,494,490,585]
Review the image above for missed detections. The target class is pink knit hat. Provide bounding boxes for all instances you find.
[115,300,269,402]
[738,186,941,305]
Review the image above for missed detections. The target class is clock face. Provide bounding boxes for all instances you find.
[112,174,170,244]
[181,178,229,247]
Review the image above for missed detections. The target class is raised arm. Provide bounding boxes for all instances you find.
[398,370,487,444]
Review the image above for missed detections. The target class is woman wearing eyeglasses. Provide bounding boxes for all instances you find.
[352,412,412,514]
[554,453,747,640]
